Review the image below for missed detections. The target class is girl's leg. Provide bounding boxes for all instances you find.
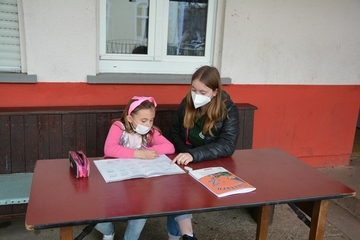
[94,222,115,235]
[123,218,147,240]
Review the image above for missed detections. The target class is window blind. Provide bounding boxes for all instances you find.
[0,0,21,72]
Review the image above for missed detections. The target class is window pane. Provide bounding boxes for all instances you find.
[106,0,149,54]
[167,0,208,56]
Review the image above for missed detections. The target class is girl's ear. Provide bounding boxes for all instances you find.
[126,115,133,123]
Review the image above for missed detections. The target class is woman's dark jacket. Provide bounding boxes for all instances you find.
[170,92,239,162]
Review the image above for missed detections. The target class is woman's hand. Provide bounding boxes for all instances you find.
[135,149,159,159]
[171,153,194,165]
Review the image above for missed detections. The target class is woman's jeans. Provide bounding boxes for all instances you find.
[95,218,147,240]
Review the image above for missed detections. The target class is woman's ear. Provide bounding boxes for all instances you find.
[213,88,218,97]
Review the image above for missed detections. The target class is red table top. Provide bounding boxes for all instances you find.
[25,148,355,230]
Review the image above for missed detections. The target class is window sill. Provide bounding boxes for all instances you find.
[0,73,37,83]
[87,73,231,85]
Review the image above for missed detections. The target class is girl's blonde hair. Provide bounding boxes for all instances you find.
[184,66,227,136]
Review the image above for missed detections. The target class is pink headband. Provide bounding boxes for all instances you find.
[128,96,157,116]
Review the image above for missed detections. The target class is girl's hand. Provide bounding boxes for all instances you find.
[171,153,193,165]
[135,149,159,159]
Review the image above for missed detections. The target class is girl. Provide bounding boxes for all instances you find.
[95,96,175,240]
[103,96,174,160]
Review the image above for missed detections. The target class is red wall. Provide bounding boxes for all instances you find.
[1,83,359,167]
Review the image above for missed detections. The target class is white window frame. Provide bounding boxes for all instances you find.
[98,0,218,74]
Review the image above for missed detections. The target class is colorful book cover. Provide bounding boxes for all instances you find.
[189,167,256,197]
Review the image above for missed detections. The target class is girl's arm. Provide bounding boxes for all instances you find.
[104,121,136,158]
[147,130,175,154]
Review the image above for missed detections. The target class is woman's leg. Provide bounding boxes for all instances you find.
[178,218,193,236]
[94,222,115,235]
[167,214,194,240]
[167,215,181,240]
[123,218,147,240]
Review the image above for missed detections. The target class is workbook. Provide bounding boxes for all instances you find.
[188,167,256,197]
[94,154,185,183]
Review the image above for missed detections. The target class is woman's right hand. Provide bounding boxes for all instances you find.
[171,153,194,165]
[134,149,159,159]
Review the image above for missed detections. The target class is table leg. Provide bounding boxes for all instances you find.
[60,226,73,240]
[256,205,271,240]
[309,200,329,240]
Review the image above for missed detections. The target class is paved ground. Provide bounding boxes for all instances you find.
[0,200,359,240]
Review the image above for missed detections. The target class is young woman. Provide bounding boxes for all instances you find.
[168,66,240,239]
[171,65,239,164]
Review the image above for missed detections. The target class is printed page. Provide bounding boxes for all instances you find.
[94,154,185,183]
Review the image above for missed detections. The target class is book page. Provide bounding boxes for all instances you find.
[94,155,185,183]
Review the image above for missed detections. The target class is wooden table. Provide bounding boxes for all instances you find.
[25,148,355,240]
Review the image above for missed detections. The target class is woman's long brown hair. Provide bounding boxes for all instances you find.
[184,66,227,136]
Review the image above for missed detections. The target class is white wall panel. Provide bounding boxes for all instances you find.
[221,0,360,85]
[22,0,97,82]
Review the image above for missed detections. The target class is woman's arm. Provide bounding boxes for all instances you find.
[170,99,193,153]
[188,103,240,162]
[104,121,136,158]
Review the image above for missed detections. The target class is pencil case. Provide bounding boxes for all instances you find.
[69,150,90,178]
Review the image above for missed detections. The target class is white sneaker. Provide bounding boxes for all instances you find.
[102,232,115,240]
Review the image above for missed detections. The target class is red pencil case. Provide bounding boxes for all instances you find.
[69,150,90,178]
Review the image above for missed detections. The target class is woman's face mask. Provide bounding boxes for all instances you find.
[191,91,212,109]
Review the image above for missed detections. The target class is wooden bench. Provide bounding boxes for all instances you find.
[0,103,257,217]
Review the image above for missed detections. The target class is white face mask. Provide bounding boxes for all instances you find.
[131,120,151,135]
[191,91,212,109]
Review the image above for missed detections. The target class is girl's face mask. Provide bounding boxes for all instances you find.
[191,91,212,109]
[131,119,151,135]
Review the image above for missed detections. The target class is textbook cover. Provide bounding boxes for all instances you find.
[189,167,256,197]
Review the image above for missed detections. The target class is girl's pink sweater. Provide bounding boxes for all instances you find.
[104,121,175,158]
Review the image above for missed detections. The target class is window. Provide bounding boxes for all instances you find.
[0,0,21,72]
[99,0,217,74]
[0,0,34,82]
